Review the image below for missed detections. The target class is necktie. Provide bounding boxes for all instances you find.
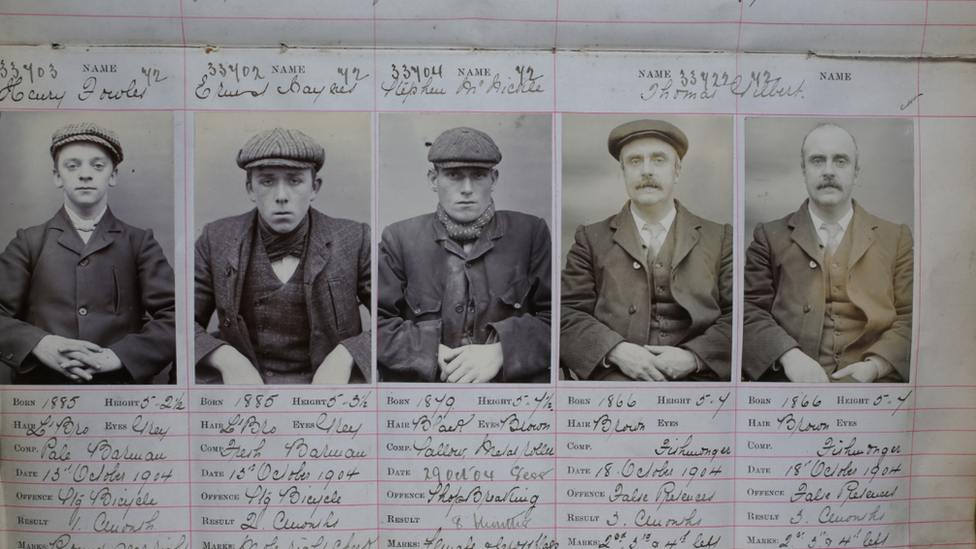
[644,223,666,259]
[821,222,843,254]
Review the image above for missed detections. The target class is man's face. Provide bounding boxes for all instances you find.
[247,166,321,233]
[802,125,858,209]
[429,165,497,223]
[620,137,680,210]
[53,142,117,212]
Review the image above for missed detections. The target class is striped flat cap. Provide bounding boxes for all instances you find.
[236,128,325,172]
[51,122,123,165]
[428,127,502,169]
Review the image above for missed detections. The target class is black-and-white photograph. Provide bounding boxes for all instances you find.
[560,114,734,383]
[742,117,915,384]
[0,111,176,385]
[193,112,371,385]
[376,113,553,384]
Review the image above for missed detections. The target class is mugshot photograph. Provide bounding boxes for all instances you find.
[560,115,734,382]
[377,114,553,384]
[0,112,177,385]
[742,118,915,384]
[193,113,371,385]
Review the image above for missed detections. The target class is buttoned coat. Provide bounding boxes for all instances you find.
[742,200,913,382]
[0,207,176,384]
[194,208,371,384]
[377,210,551,383]
[560,200,733,381]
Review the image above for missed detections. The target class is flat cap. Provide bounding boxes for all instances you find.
[51,122,123,165]
[608,119,688,161]
[428,127,501,169]
[237,128,325,172]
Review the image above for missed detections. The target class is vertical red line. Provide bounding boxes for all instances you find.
[179,1,194,547]
[732,0,747,545]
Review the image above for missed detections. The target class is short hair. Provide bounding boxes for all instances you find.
[800,123,859,172]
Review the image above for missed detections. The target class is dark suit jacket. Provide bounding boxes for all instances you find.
[560,200,733,381]
[0,207,176,384]
[377,210,551,383]
[194,208,371,383]
[742,200,913,382]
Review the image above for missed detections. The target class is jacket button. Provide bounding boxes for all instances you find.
[513,303,521,309]
[633,261,641,270]
[79,258,89,267]
[654,262,663,269]
[455,304,464,313]
[78,307,88,316]
[831,263,839,269]
[266,371,274,377]
[656,286,664,293]
[463,262,472,269]
[809,260,818,269]
[803,304,811,313]
[5,353,12,360]
[628,305,636,314]
[414,309,422,315]
[223,319,231,327]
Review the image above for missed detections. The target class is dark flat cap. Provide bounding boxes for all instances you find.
[237,128,325,172]
[428,127,501,169]
[51,122,123,165]
[608,119,688,161]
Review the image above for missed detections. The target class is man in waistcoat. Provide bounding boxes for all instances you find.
[742,123,913,383]
[561,120,733,381]
[377,126,551,383]
[194,128,371,385]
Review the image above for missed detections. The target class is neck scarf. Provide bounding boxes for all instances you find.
[437,200,495,241]
[258,210,310,262]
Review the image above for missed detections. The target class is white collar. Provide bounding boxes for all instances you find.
[64,204,108,229]
[630,201,676,233]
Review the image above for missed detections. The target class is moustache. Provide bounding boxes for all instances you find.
[816,176,843,191]
[635,177,662,190]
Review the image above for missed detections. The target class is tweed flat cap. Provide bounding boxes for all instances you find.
[51,122,123,165]
[428,127,502,169]
[236,128,325,172]
[608,119,688,161]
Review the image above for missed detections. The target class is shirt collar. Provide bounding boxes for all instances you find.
[630,201,676,242]
[808,202,854,245]
[64,204,108,229]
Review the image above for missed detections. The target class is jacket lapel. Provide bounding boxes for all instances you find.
[671,200,700,268]
[847,201,877,269]
[611,201,648,265]
[52,207,85,256]
[80,207,121,259]
[789,200,824,265]
[303,209,333,287]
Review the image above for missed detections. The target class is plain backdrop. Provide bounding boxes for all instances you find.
[378,113,552,229]
[194,112,371,234]
[0,110,175,264]
[744,117,915,243]
[561,114,734,267]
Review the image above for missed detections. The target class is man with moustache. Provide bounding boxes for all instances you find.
[561,119,733,381]
[377,126,551,383]
[742,123,913,383]
[194,128,371,385]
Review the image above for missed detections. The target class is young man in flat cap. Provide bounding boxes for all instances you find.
[194,128,371,385]
[561,119,733,381]
[0,122,176,384]
[743,123,912,383]
[377,126,551,383]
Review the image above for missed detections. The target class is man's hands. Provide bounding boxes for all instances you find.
[438,343,503,383]
[605,342,700,381]
[203,345,264,385]
[312,345,355,385]
[31,335,123,382]
[832,356,892,383]
[779,348,829,383]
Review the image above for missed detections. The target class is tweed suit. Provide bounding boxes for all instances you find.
[742,200,913,382]
[560,200,733,381]
[194,207,371,384]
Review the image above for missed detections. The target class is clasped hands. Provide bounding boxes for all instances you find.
[605,341,699,381]
[438,343,503,383]
[205,344,355,385]
[778,348,889,383]
[31,335,123,382]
